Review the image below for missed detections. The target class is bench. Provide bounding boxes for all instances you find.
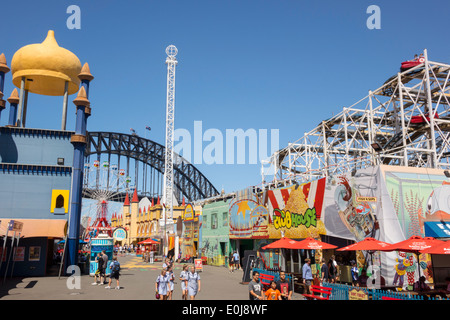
[259,273,275,290]
[303,285,332,300]
[381,296,403,300]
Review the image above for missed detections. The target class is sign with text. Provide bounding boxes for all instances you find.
[113,227,127,241]
[8,220,23,232]
[349,288,369,300]
[356,197,377,202]
[184,204,195,221]
[194,258,203,272]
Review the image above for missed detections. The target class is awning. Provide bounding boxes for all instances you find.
[424,221,450,238]
[0,219,67,239]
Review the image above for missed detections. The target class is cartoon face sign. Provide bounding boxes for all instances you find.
[426,183,450,219]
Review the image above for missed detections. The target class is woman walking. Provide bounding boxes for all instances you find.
[155,269,170,300]
[187,265,201,300]
[167,265,175,300]
[179,264,189,300]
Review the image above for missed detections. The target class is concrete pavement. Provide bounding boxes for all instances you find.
[0,254,304,300]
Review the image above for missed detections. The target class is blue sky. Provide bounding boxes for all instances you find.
[2,0,450,198]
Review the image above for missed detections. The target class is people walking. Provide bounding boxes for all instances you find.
[187,265,201,300]
[328,255,337,283]
[101,250,109,284]
[232,251,240,272]
[91,252,104,285]
[180,264,189,300]
[155,269,170,300]
[302,258,313,295]
[321,258,329,284]
[149,250,154,264]
[105,256,121,290]
[167,265,175,300]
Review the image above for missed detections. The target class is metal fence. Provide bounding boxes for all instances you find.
[323,282,450,301]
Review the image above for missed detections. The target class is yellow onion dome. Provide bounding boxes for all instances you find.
[11,30,82,96]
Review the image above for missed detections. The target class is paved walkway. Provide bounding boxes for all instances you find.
[0,254,304,300]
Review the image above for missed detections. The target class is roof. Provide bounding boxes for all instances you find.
[0,219,67,238]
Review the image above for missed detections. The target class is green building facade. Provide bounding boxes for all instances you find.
[200,198,232,267]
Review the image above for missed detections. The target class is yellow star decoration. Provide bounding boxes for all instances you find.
[237,201,251,219]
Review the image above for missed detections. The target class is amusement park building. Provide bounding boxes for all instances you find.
[0,31,93,276]
[111,188,187,248]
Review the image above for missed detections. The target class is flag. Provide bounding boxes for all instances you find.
[146,126,151,131]
[130,128,135,133]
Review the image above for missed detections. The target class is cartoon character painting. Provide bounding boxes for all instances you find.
[420,181,450,233]
[334,176,378,241]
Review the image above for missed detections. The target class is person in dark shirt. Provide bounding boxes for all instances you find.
[321,259,329,283]
[276,271,292,300]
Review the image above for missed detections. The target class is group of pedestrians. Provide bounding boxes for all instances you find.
[92,250,121,290]
[155,257,201,300]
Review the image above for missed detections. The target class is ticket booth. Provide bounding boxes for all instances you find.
[89,234,114,276]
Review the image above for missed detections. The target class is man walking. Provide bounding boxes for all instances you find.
[232,251,240,272]
[101,250,109,284]
[91,252,104,285]
[302,258,313,295]
[105,256,121,290]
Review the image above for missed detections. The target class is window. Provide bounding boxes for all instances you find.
[211,213,218,229]
[223,212,228,226]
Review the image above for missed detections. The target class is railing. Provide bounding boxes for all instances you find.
[323,282,450,301]
[253,268,292,283]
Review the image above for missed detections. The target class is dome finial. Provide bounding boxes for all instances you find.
[0,53,10,73]
[78,62,94,81]
[7,88,19,104]
[72,86,90,107]
[42,30,59,47]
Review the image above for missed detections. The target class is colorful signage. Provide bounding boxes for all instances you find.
[184,204,195,221]
[349,288,368,300]
[112,227,127,241]
[194,258,203,272]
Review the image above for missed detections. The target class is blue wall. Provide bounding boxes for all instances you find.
[0,127,74,166]
[0,127,73,219]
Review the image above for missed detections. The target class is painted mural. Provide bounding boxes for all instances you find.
[229,178,327,240]
[384,170,449,238]
[265,178,327,239]
[333,175,378,242]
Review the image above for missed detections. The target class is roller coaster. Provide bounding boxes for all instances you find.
[262,50,450,186]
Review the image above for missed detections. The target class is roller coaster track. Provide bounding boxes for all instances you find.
[262,50,450,186]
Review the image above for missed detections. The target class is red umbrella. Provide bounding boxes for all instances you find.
[294,237,337,250]
[262,237,303,250]
[420,240,450,254]
[138,238,159,245]
[380,236,443,282]
[337,237,391,252]
[381,236,442,253]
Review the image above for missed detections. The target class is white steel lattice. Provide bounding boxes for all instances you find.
[163,45,178,223]
[262,49,450,187]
